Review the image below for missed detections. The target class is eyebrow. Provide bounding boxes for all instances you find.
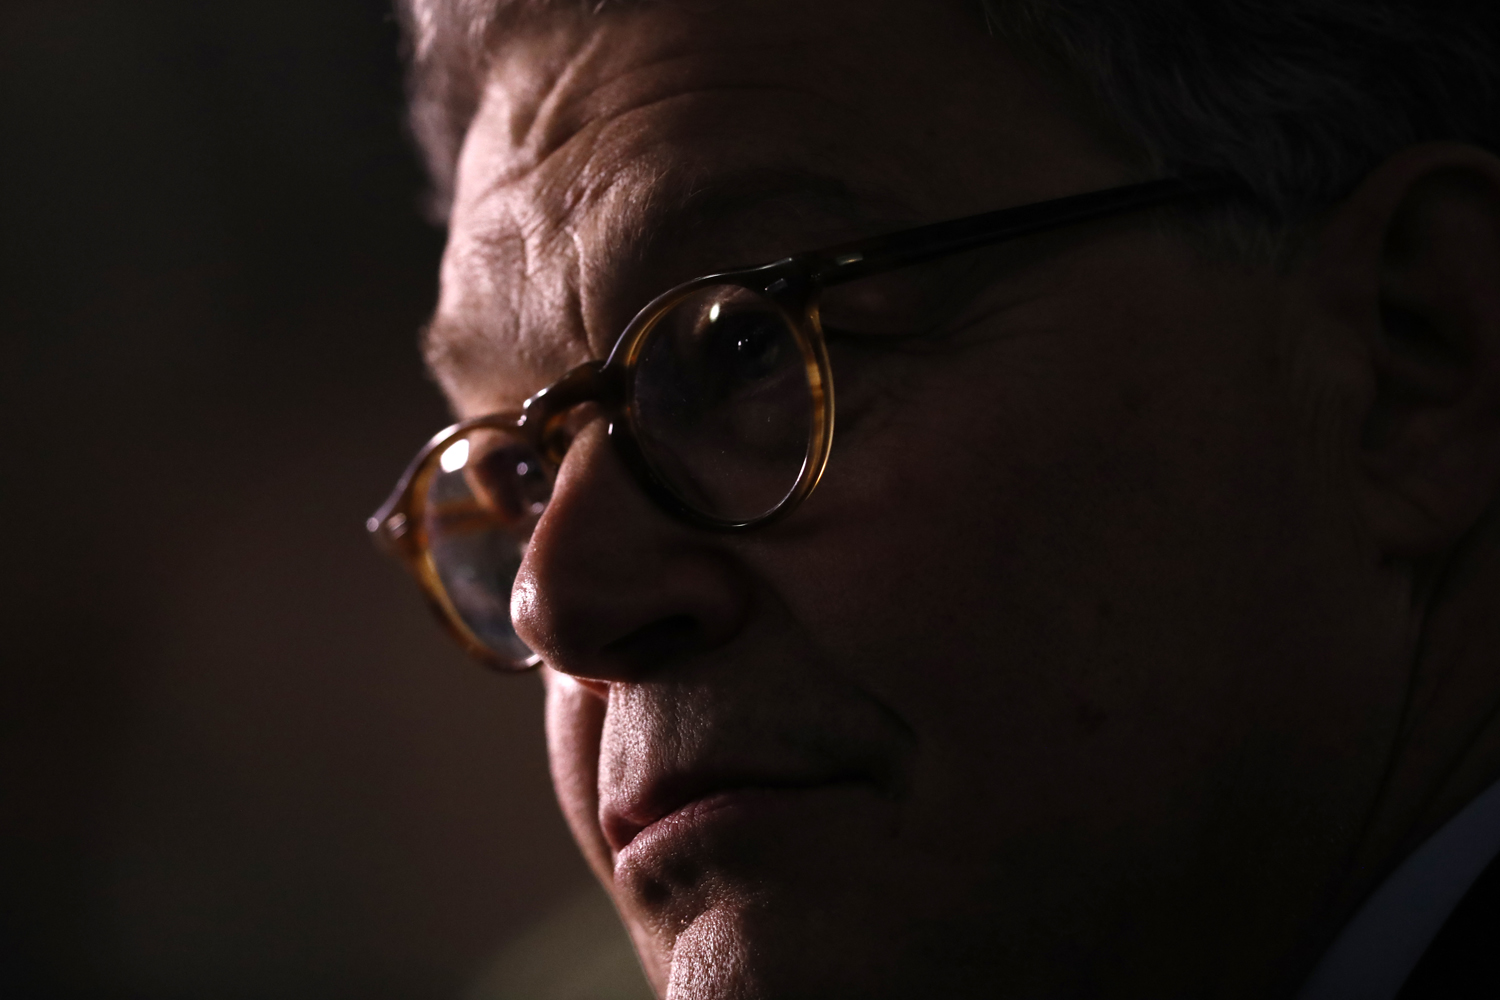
[422,164,923,393]
[638,165,925,272]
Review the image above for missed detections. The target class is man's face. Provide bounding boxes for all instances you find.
[430,2,1408,996]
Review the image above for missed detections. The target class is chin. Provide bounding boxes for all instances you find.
[609,785,920,1000]
[666,901,840,1000]
[605,787,1028,1000]
[647,892,1021,1000]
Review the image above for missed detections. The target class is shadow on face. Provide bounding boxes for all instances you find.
[427,2,1500,998]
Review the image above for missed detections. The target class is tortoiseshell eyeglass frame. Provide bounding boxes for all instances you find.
[369,175,1238,667]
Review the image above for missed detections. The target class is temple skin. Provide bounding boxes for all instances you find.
[420,1,1500,996]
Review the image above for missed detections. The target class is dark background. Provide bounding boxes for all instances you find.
[1,1,599,996]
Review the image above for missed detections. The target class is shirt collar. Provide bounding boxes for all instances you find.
[1298,775,1500,1000]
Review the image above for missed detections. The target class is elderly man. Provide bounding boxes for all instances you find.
[368,0,1500,996]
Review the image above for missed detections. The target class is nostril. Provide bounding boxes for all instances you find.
[602,614,707,674]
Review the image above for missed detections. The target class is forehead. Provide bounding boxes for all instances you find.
[427,0,1123,415]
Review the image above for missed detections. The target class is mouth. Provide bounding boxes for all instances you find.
[603,771,876,858]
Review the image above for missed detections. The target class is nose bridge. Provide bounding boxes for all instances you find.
[522,359,620,462]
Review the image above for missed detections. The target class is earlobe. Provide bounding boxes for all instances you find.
[1339,146,1500,559]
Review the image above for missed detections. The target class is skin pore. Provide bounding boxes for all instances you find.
[423,1,1500,997]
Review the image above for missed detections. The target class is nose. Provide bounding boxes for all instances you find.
[511,421,752,685]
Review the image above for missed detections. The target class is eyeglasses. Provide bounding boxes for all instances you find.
[369,175,1236,670]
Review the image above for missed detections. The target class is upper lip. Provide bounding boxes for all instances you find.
[601,765,871,854]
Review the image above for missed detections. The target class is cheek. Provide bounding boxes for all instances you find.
[542,669,614,881]
[783,273,1381,839]
[731,293,1395,982]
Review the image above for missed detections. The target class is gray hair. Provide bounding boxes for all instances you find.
[399,0,1500,247]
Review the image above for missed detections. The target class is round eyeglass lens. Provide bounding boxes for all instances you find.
[630,284,817,524]
[418,425,552,668]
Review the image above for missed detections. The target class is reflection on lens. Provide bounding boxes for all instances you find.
[631,284,815,523]
[419,426,551,667]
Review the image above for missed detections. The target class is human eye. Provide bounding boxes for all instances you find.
[645,285,805,420]
[699,302,795,387]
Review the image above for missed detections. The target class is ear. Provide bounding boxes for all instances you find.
[1320,144,1500,559]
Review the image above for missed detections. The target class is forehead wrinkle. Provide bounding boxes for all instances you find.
[477,4,852,205]
[462,11,930,260]
[566,158,670,356]
[429,190,591,410]
[435,7,999,410]
[493,140,655,363]
[513,22,623,184]
[436,150,920,397]
[469,16,669,203]
[432,140,628,410]
[465,13,598,193]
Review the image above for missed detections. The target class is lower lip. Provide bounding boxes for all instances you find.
[613,783,868,874]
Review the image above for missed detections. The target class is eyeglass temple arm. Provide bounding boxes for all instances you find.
[805,175,1244,288]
